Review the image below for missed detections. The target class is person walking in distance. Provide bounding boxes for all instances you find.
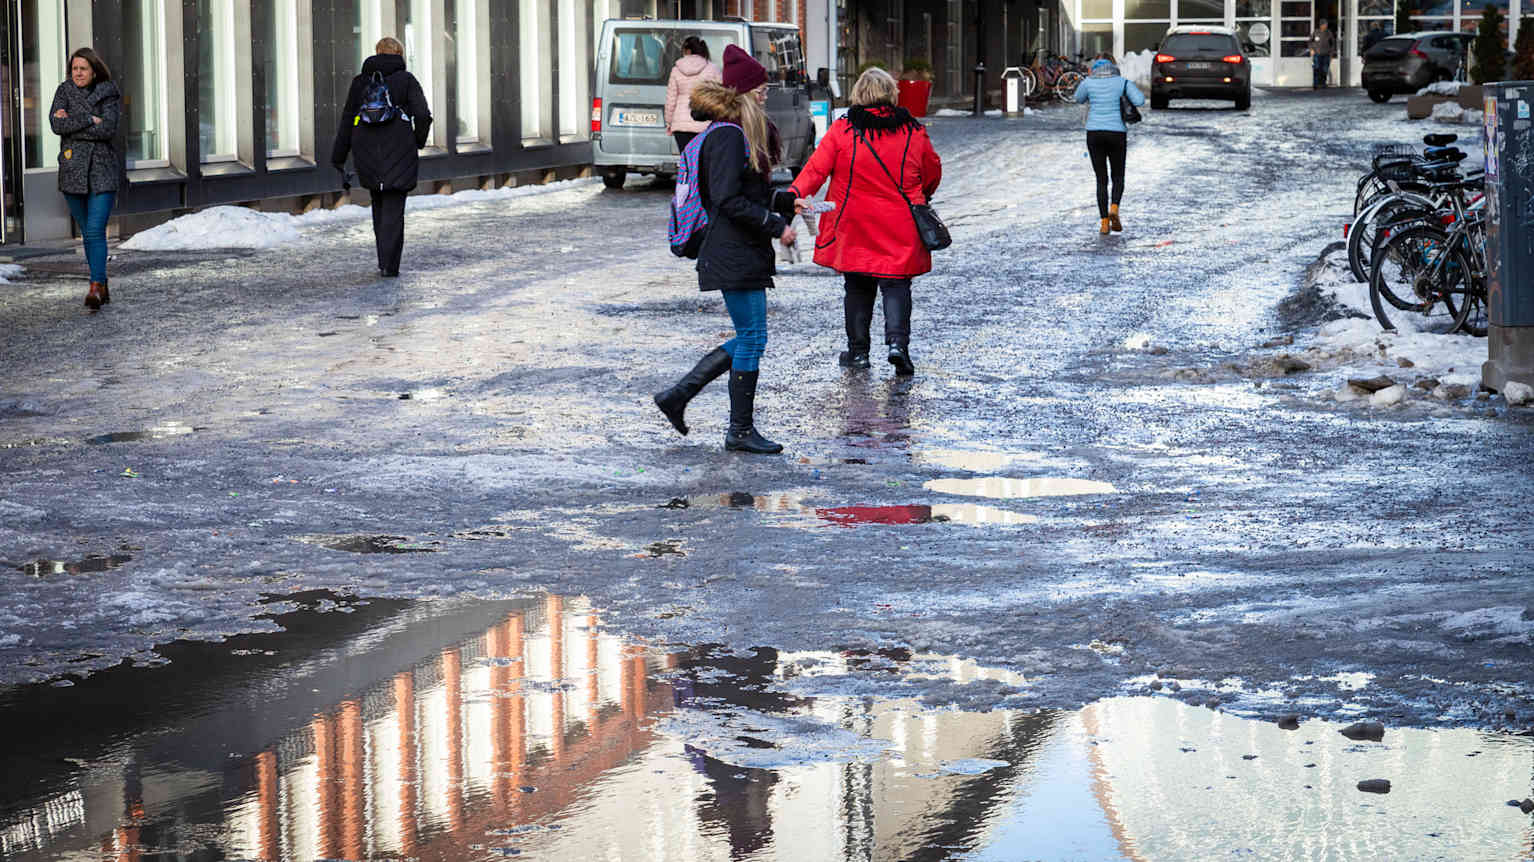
[653,48,797,454]
[786,67,942,375]
[665,36,721,153]
[1073,54,1145,235]
[50,48,123,311]
[332,37,433,277]
[1309,20,1336,89]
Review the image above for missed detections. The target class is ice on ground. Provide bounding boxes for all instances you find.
[0,263,23,284]
[659,706,894,770]
[1429,102,1482,125]
[1121,49,1154,90]
[121,177,600,251]
[1314,317,1483,387]
[939,757,1011,775]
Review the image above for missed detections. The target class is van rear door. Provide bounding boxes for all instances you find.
[599,24,744,167]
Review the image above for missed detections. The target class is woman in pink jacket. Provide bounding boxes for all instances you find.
[665,37,721,152]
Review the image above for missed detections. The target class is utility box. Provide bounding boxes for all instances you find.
[1482,81,1534,392]
[1003,67,1027,115]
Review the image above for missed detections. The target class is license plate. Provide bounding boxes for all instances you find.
[1187,62,1215,70]
[613,109,661,126]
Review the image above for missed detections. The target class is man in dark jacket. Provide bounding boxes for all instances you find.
[332,37,432,277]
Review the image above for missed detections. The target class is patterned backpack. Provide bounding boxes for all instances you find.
[356,71,401,125]
[668,122,741,259]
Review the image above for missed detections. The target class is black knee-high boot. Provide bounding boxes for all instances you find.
[724,370,782,454]
[654,347,731,436]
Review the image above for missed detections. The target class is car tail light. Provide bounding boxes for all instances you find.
[1155,53,1176,63]
[1222,55,1245,64]
[1409,44,1429,59]
[591,97,602,133]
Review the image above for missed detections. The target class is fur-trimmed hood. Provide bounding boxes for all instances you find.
[689,80,742,123]
[848,104,922,136]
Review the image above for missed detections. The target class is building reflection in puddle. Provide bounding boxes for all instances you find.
[924,476,1117,500]
[4,596,1532,862]
[688,492,1037,527]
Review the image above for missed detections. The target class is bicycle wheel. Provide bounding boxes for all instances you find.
[1019,67,1038,98]
[1349,196,1432,284]
[1054,71,1084,102]
[1369,225,1466,334]
[1354,171,1393,216]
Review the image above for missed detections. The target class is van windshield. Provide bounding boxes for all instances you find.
[609,28,742,85]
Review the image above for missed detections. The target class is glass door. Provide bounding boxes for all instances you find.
[1275,0,1312,84]
[0,3,21,243]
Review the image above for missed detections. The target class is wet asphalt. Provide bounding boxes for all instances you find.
[1,88,1532,731]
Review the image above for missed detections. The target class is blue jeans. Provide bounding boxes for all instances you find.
[721,288,768,372]
[1312,53,1331,88]
[64,191,116,283]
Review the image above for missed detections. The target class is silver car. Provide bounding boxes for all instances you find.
[592,18,816,188]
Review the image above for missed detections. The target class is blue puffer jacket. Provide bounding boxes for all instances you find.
[1073,61,1146,133]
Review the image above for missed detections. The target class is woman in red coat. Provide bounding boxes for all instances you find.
[789,67,942,375]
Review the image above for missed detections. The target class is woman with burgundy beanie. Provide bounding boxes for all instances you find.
[654,45,796,454]
[788,67,942,375]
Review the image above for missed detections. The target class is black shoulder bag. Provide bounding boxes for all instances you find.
[1120,79,1142,125]
[857,132,951,252]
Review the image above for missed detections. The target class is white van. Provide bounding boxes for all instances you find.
[592,18,816,188]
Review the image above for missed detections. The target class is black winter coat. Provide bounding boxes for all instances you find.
[50,80,123,195]
[332,54,433,192]
[696,124,795,292]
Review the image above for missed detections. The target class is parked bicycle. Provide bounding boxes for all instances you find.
[1026,51,1089,103]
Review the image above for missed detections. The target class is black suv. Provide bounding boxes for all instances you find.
[1362,32,1474,103]
[1151,26,1253,110]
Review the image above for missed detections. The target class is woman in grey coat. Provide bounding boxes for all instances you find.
[50,47,122,310]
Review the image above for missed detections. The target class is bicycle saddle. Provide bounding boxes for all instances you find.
[1422,133,1458,147]
[1424,147,1467,163]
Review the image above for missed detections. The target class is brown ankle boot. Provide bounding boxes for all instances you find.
[84,282,105,310]
[100,280,110,305]
[1099,217,1111,235]
[1109,204,1123,233]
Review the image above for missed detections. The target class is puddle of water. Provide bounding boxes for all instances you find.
[15,554,132,577]
[84,424,201,445]
[2,596,1531,861]
[925,476,1118,500]
[910,449,1050,472]
[301,534,439,554]
[671,493,1037,528]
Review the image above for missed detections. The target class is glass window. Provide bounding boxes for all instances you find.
[123,0,168,165]
[1177,0,1227,19]
[1078,21,1113,54]
[264,0,301,156]
[1234,0,1269,15]
[23,0,67,170]
[198,0,239,161]
[1126,0,1172,17]
[608,28,742,84]
[1126,21,1173,51]
[1237,20,1272,54]
[1082,0,1112,19]
[454,0,479,143]
[397,0,434,110]
[357,0,384,67]
[1280,37,1309,53]
[1162,31,1242,50]
[557,0,585,138]
[1460,0,1508,12]
[1410,16,1454,29]
[520,0,549,141]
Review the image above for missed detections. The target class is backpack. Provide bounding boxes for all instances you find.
[668,122,741,259]
[356,72,401,125]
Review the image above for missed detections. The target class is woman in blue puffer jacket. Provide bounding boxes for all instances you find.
[1073,55,1145,234]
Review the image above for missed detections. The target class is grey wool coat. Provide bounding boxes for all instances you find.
[50,80,123,195]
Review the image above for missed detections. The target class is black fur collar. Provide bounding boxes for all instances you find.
[848,104,921,135]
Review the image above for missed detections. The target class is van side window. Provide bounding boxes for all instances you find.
[750,29,806,85]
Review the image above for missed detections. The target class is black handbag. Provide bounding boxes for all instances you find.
[1120,79,1142,125]
[858,133,952,252]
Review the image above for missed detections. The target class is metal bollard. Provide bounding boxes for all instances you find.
[973,63,986,116]
[1481,81,1534,392]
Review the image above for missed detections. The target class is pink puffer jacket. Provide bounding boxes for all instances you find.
[665,55,722,135]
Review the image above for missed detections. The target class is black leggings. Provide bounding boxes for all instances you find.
[844,274,913,352]
[1086,131,1127,218]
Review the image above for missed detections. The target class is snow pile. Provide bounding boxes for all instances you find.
[0,263,22,284]
[1121,49,1155,90]
[122,177,599,251]
[1429,102,1483,125]
[1417,81,1464,97]
[933,107,1026,118]
[122,206,302,251]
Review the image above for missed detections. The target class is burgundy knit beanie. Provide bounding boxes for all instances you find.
[721,44,767,94]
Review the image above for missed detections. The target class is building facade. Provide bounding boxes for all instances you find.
[3,0,620,245]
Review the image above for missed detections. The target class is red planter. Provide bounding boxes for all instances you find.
[896,79,933,117]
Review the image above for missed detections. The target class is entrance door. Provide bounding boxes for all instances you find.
[1275,0,1313,85]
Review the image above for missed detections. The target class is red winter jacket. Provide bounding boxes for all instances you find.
[789,105,942,279]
